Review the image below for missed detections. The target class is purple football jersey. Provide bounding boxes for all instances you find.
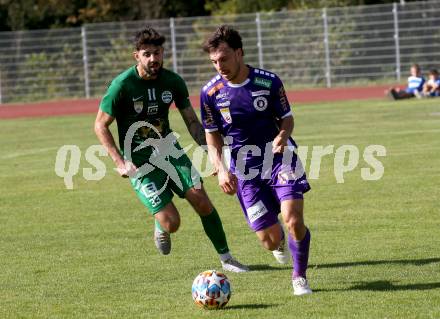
[200,66,294,171]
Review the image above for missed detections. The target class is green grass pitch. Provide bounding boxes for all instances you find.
[1,98,439,318]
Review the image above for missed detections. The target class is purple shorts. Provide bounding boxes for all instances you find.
[235,155,311,232]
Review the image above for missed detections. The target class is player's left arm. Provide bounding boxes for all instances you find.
[272,115,294,154]
[271,76,294,153]
[178,106,207,147]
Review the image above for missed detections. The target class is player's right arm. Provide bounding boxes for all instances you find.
[205,131,237,195]
[94,109,137,178]
[96,79,137,178]
[200,87,237,194]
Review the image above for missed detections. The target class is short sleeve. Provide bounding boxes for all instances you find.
[173,75,191,110]
[99,81,122,117]
[271,76,293,119]
[200,90,219,132]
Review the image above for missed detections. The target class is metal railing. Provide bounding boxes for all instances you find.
[0,1,440,103]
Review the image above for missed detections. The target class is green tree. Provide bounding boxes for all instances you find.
[0,0,208,31]
[204,0,417,15]
[205,0,289,15]
[0,0,82,31]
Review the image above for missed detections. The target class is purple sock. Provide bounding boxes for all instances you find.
[288,228,311,279]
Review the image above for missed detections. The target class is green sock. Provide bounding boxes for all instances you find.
[200,208,230,254]
[155,219,165,232]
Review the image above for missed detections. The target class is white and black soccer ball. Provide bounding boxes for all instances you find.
[191,270,231,309]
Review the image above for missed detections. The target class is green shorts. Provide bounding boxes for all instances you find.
[129,152,202,214]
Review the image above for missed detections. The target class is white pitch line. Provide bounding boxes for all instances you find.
[298,128,440,141]
[1,147,58,159]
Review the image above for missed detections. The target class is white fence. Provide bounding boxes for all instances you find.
[1,1,440,103]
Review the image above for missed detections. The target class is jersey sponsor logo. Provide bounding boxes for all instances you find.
[203,103,215,126]
[161,90,173,103]
[253,96,268,111]
[134,101,143,113]
[208,82,224,96]
[254,77,272,88]
[251,90,270,97]
[147,103,158,115]
[216,92,229,100]
[278,86,289,111]
[217,100,230,107]
[247,200,268,223]
[220,108,232,124]
[132,95,143,101]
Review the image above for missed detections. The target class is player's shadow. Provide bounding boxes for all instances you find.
[311,257,440,293]
[226,303,278,310]
[314,281,440,293]
[349,281,440,291]
[309,257,440,269]
[247,264,291,271]
[248,258,440,272]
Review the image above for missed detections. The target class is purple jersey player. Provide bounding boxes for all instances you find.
[200,25,313,296]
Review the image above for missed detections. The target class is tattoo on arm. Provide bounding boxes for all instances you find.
[180,108,207,146]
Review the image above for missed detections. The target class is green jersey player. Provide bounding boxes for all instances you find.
[94,26,248,273]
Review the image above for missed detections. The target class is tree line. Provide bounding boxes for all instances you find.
[0,0,416,32]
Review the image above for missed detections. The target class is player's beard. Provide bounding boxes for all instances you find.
[142,61,162,78]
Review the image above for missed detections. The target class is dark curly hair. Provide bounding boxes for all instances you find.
[134,26,165,50]
[428,69,438,77]
[202,25,243,53]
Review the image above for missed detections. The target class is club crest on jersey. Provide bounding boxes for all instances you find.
[253,96,268,111]
[220,108,232,124]
[133,101,143,113]
[161,91,173,103]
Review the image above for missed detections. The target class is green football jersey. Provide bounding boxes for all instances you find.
[99,66,191,166]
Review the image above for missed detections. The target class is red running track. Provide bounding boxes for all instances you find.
[0,85,391,119]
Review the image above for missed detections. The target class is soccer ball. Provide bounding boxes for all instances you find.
[191,270,231,309]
